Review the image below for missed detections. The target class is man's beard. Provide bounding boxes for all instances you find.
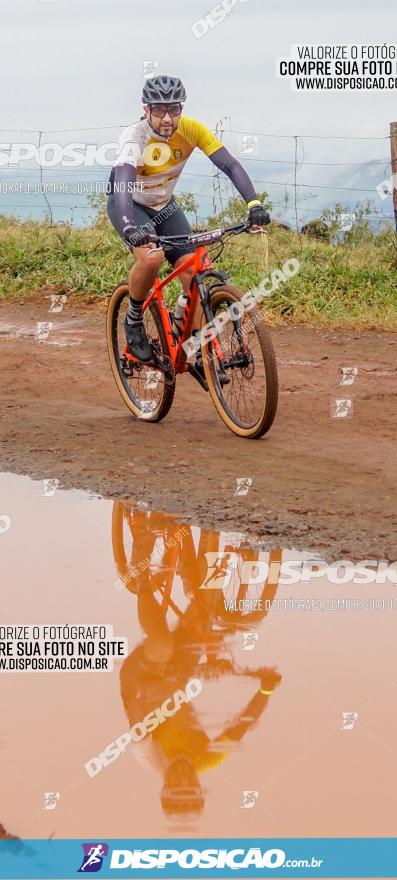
[147,113,178,140]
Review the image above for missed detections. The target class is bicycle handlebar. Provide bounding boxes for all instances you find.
[146,220,265,250]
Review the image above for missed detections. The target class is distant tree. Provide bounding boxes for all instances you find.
[272,221,293,232]
[175,193,199,227]
[322,200,377,245]
[87,192,108,227]
[301,219,330,240]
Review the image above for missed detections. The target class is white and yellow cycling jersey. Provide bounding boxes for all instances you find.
[114,116,223,210]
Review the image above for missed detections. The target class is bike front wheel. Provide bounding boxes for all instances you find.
[200,285,278,439]
[106,282,175,422]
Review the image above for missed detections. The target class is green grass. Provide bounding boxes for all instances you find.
[0,214,396,330]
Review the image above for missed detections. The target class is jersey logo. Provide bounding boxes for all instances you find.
[151,147,163,162]
[173,148,182,159]
[142,142,171,167]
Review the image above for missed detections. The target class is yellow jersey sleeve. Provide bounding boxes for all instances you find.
[178,117,223,157]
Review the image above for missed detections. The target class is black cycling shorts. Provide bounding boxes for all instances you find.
[107,194,194,267]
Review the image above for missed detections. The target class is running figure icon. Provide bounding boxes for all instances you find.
[200,552,237,590]
[78,844,108,873]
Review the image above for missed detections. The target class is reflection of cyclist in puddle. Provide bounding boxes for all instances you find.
[114,504,282,823]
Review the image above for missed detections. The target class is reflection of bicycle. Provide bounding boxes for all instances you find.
[106,222,278,438]
[112,504,184,615]
[112,501,282,625]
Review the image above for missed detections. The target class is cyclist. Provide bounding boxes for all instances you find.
[107,75,270,362]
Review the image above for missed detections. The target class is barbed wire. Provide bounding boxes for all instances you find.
[241,156,391,167]
[0,203,392,220]
[0,170,387,195]
[0,123,390,139]
[0,156,391,172]
[0,121,394,228]
[227,128,390,141]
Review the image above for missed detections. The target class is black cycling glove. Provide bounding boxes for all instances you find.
[248,201,271,228]
[123,223,153,248]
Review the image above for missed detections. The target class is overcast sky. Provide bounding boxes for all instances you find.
[1,0,395,224]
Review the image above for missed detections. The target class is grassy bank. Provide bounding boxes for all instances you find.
[0,213,396,330]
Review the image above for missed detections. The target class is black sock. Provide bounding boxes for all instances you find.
[127,298,143,326]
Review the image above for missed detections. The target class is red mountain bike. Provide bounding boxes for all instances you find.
[106,221,278,439]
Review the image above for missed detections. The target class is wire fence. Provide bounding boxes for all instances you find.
[0,122,394,231]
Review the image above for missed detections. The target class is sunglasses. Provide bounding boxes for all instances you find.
[149,104,182,118]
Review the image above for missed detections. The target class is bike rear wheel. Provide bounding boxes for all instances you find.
[106,282,175,422]
[201,285,278,439]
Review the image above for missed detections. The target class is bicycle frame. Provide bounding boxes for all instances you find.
[124,245,226,373]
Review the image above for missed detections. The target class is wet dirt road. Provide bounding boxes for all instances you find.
[0,299,396,561]
[1,473,397,848]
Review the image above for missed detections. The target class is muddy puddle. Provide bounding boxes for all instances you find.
[1,472,397,842]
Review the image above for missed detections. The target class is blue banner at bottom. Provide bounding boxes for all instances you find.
[0,837,395,879]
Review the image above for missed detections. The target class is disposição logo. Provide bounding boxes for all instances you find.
[77,843,109,873]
